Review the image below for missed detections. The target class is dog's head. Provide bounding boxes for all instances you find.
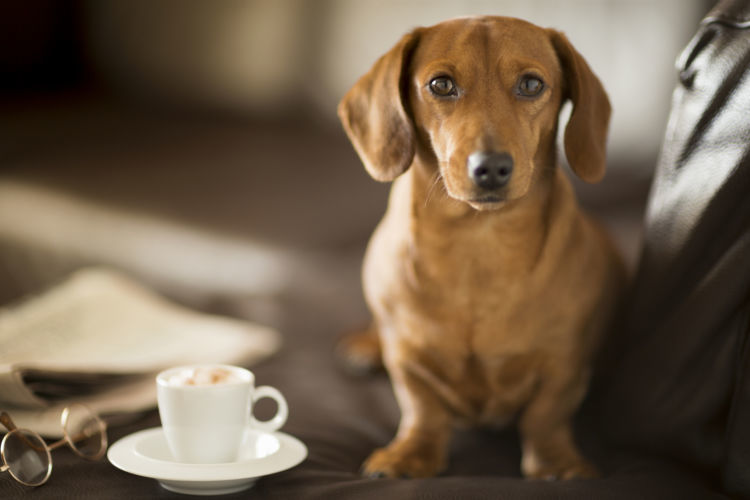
[338,16,611,211]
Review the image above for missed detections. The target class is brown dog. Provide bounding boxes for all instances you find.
[337,16,625,480]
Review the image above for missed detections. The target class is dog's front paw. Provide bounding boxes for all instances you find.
[522,456,598,481]
[362,442,445,479]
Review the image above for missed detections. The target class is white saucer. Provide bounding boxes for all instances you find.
[108,427,307,496]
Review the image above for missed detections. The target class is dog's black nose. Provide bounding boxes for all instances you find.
[467,152,513,190]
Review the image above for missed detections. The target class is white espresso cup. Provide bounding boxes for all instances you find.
[156,364,288,464]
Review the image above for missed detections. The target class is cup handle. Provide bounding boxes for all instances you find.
[250,385,288,432]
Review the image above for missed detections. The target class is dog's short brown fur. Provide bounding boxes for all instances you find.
[338,16,625,480]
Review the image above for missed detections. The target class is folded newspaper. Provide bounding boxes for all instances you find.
[0,267,281,436]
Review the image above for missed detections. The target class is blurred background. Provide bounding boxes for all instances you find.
[0,0,711,334]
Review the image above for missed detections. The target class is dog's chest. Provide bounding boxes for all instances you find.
[411,214,547,314]
[364,173,576,350]
[392,243,554,423]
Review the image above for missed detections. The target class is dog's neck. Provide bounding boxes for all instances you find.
[400,154,572,276]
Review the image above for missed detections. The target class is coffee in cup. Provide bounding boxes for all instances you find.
[156,364,288,464]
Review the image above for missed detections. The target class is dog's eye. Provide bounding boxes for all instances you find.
[517,75,545,98]
[429,76,457,97]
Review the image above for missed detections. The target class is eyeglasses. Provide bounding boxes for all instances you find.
[0,404,107,487]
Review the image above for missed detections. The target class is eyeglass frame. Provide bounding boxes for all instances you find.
[0,404,108,487]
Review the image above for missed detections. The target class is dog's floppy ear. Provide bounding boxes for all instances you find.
[338,30,420,182]
[549,30,611,184]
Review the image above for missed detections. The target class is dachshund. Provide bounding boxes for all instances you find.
[337,16,625,480]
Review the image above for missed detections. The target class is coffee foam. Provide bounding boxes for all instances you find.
[166,367,244,386]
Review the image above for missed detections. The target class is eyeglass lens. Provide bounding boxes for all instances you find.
[2,430,52,486]
[62,405,106,459]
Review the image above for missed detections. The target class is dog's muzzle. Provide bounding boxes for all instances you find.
[467,152,513,191]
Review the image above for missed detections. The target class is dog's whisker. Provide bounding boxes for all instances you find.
[423,170,443,207]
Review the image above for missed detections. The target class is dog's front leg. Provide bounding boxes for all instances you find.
[518,370,597,480]
[363,360,454,478]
